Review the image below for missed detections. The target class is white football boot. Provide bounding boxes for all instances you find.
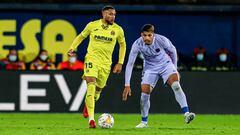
[184,112,195,124]
[135,122,148,128]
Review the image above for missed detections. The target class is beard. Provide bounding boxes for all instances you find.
[144,40,152,45]
[106,19,114,25]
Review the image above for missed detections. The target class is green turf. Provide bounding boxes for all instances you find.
[0,113,240,135]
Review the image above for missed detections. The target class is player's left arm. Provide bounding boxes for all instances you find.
[113,27,126,74]
[68,22,92,56]
[164,38,178,69]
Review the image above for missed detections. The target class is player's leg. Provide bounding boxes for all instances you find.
[84,86,102,119]
[83,61,98,128]
[167,73,189,112]
[167,73,195,124]
[83,85,103,119]
[85,76,97,128]
[94,67,110,101]
[136,71,158,128]
[135,84,152,128]
[94,87,102,102]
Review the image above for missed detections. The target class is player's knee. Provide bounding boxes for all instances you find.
[171,81,181,91]
[167,73,179,85]
[141,84,151,94]
[96,87,103,92]
[141,89,151,94]
[85,76,96,83]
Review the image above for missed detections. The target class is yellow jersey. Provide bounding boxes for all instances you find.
[70,19,126,70]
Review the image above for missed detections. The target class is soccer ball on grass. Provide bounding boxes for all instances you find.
[98,113,114,128]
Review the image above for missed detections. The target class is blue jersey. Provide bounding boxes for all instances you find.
[125,34,177,86]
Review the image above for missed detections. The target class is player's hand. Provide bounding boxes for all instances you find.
[122,86,131,101]
[67,49,74,57]
[113,63,122,74]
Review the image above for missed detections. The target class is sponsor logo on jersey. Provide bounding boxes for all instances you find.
[94,35,113,42]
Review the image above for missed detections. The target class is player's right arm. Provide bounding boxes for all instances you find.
[162,37,178,69]
[68,22,92,56]
[122,41,139,101]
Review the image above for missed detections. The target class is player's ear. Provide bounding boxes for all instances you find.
[102,11,106,18]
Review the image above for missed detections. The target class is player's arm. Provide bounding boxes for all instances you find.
[163,38,178,69]
[122,42,139,101]
[113,27,126,74]
[69,34,85,51]
[68,22,92,56]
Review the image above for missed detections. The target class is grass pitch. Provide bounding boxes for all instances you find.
[0,113,240,135]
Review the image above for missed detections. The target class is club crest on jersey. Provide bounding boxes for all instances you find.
[155,48,160,52]
[110,31,115,36]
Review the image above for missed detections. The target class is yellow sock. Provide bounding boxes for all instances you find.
[85,82,96,121]
[94,89,102,102]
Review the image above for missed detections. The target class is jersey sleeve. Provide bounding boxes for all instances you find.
[117,27,126,44]
[69,22,92,50]
[162,37,178,68]
[80,22,92,38]
[118,42,126,64]
[125,41,139,86]
[69,34,85,50]
[117,27,127,64]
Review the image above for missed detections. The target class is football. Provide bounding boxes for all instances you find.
[98,113,114,128]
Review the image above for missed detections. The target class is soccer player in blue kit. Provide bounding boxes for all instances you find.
[122,24,195,128]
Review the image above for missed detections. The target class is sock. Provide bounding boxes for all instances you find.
[94,89,101,102]
[171,81,189,114]
[182,107,190,114]
[140,92,150,123]
[85,82,96,122]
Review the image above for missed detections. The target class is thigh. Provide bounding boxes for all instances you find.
[161,63,178,84]
[83,61,98,78]
[141,70,159,89]
[96,67,110,89]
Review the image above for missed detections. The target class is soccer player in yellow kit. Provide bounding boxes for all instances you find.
[68,5,126,128]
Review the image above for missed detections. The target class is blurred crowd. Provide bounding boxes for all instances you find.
[134,47,239,72]
[0,47,239,71]
[0,49,84,71]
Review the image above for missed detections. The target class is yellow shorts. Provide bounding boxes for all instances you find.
[83,61,110,88]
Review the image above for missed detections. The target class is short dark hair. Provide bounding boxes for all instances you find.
[102,5,115,11]
[141,24,154,32]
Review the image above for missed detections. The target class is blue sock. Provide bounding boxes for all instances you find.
[142,116,148,122]
[181,106,189,113]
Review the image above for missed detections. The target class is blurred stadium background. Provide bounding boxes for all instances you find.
[0,0,240,134]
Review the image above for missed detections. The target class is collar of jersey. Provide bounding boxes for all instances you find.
[99,19,114,28]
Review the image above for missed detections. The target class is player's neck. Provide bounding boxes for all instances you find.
[146,43,152,46]
[101,19,113,25]
[101,19,108,25]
